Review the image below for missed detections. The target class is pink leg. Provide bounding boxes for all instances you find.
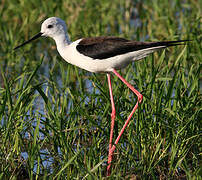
[107,69,143,175]
[107,74,116,176]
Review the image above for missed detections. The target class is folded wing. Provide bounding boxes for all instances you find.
[76,36,189,59]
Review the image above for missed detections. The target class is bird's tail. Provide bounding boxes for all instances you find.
[132,39,190,61]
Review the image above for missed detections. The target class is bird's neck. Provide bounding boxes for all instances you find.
[54,33,71,49]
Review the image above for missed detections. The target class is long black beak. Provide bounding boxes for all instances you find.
[14,32,43,50]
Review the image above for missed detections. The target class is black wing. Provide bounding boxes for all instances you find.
[76,36,189,59]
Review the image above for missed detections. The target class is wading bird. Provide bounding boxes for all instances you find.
[14,17,188,176]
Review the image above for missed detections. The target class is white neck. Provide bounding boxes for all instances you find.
[54,33,71,50]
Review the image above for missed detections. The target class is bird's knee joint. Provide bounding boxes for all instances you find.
[138,94,143,103]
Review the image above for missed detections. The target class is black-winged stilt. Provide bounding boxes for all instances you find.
[14,17,189,176]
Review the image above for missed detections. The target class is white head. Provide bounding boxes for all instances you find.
[14,17,70,50]
[41,17,68,39]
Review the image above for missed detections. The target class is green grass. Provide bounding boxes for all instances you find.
[0,0,201,179]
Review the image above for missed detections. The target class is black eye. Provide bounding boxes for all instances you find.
[47,24,53,28]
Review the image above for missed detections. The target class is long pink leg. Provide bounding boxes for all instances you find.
[107,69,143,175]
[107,74,116,176]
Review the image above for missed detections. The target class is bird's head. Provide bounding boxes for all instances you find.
[14,17,68,50]
[41,17,67,39]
